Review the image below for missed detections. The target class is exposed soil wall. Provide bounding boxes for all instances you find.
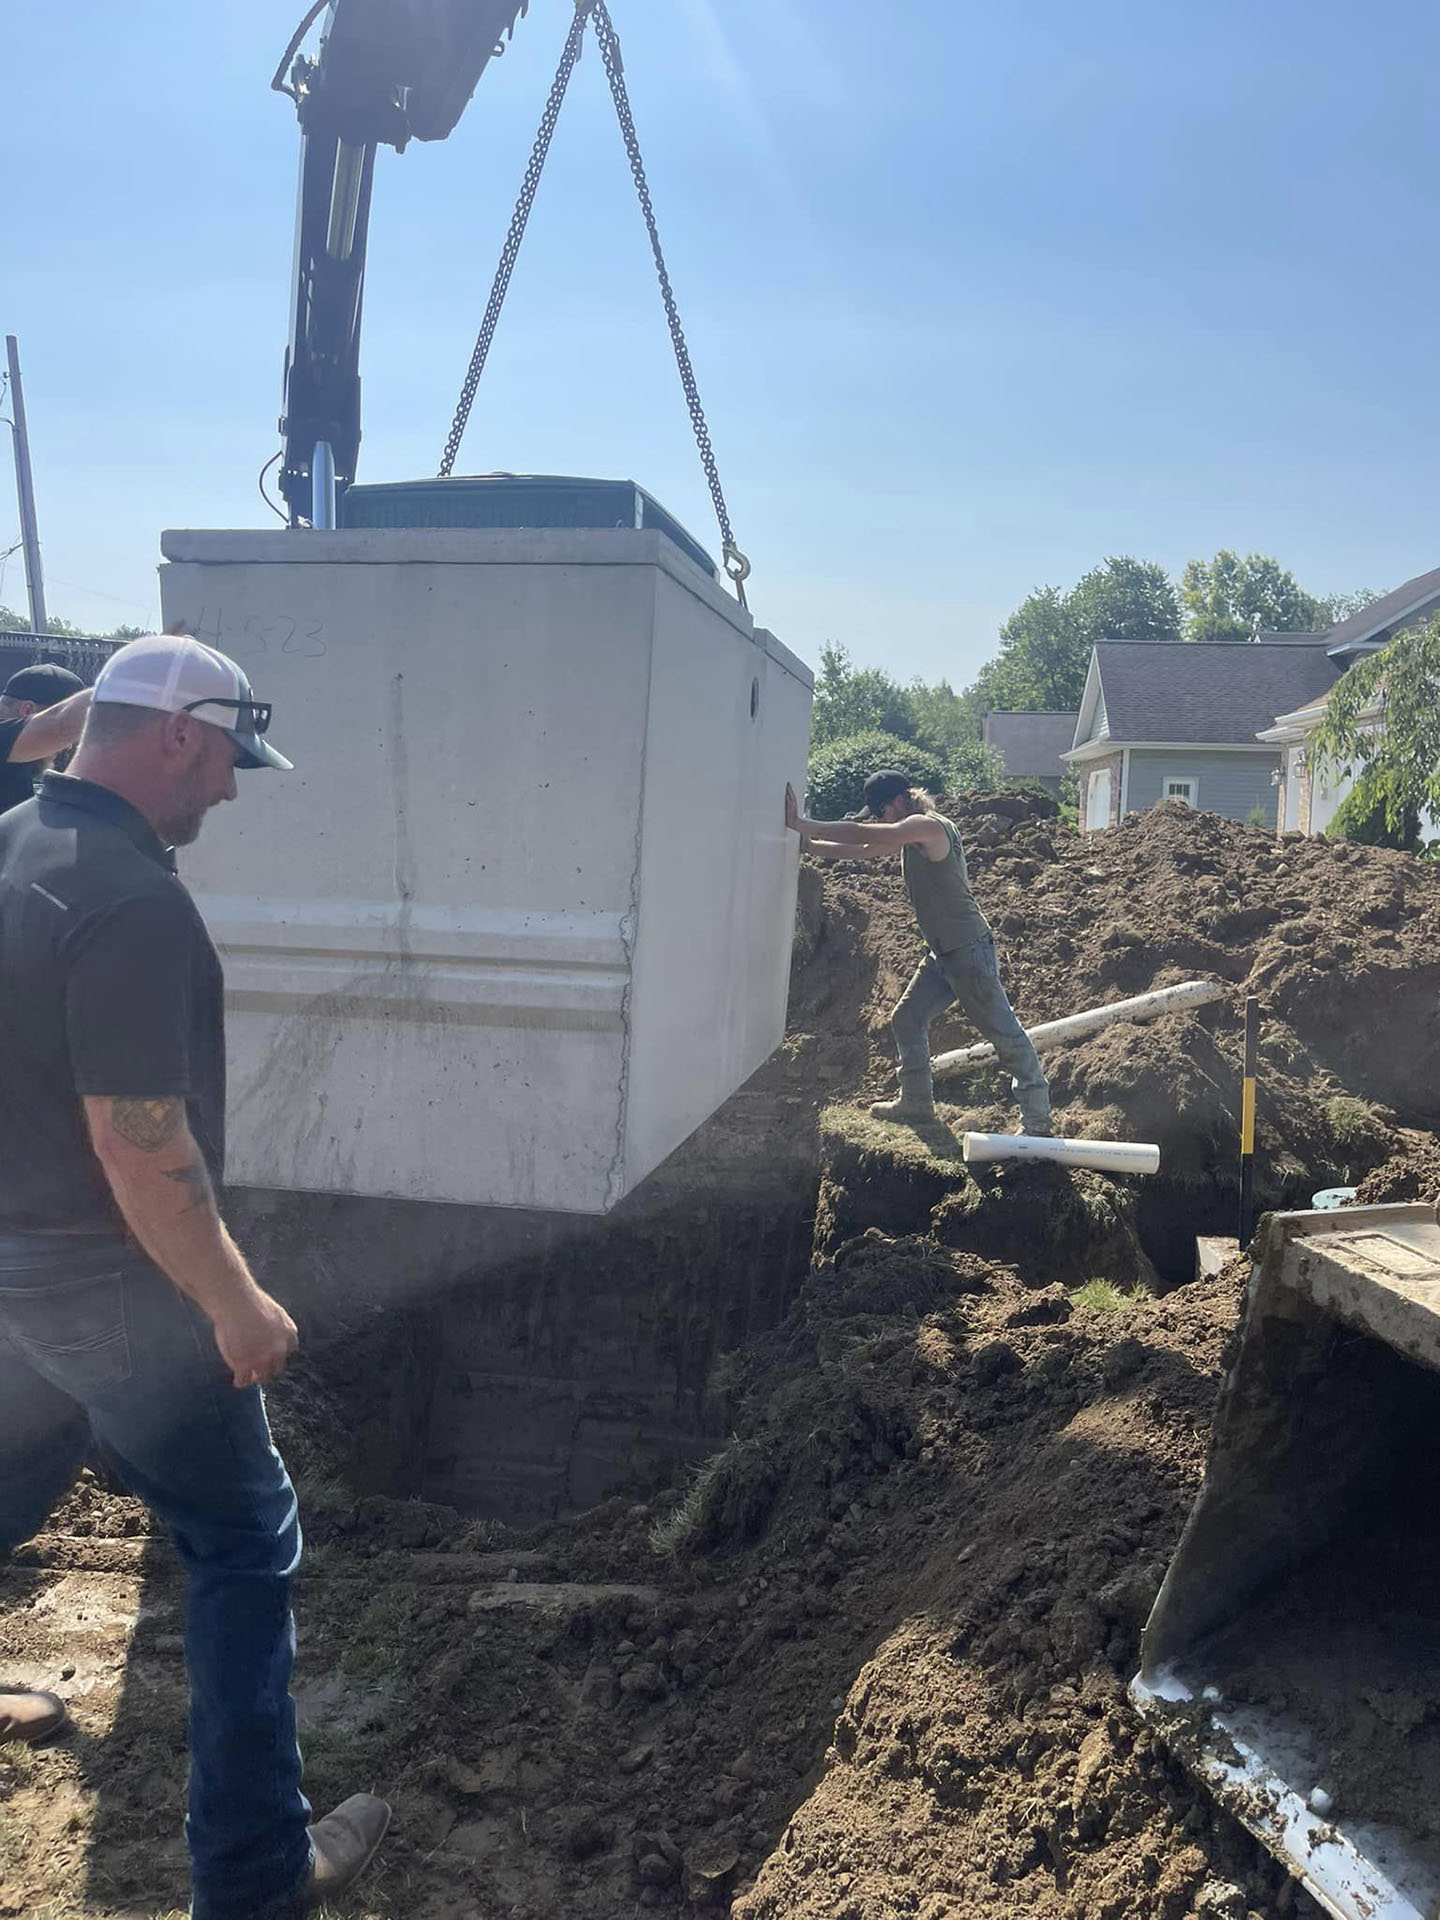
[236,1097,818,1517]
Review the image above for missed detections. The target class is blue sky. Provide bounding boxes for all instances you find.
[5,0,1438,685]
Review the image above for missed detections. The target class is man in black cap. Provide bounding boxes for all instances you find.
[0,664,91,816]
[786,769,1051,1133]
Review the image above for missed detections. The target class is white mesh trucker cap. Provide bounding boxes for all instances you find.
[92,634,293,772]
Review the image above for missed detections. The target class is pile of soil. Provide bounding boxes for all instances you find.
[4,797,1440,1920]
[4,1204,1298,1920]
[799,795,1440,1238]
[815,795,1440,1099]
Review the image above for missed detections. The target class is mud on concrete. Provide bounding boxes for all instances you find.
[3,797,1440,1919]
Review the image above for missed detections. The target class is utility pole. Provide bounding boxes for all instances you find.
[4,335,48,635]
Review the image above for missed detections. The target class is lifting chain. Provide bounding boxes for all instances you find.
[437,2,590,485]
[438,0,751,608]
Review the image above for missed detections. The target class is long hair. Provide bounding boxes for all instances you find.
[906,785,939,813]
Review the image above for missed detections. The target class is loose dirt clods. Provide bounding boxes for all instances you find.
[3,796,1439,1918]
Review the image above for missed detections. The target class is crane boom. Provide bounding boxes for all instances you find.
[275,0,528,526]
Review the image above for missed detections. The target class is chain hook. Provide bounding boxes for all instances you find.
[723,544,751,608]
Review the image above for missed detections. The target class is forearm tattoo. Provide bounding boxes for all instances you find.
[110,1097,185,1153]
[163,1159,214,1216]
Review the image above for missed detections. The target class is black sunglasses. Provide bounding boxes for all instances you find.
[182,696,273,735]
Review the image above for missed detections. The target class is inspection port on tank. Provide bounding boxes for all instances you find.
[1132,1201,1440,1920]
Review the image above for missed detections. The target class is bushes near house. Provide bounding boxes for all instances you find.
[1315,614,1440,853]
[805,731,948,818]
[804,730,1008,817]
[1328,782,1425,853]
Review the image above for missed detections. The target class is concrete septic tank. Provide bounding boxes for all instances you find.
[158,526,812,1214]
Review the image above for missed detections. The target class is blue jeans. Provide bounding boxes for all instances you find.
[0,1232,312,1920]
[892,938,1052,1131]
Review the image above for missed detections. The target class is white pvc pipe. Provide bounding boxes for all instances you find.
[963,1131,1162,1176]
[933,978,1226,1079]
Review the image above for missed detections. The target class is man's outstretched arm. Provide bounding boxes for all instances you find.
[83,1095,297,1389]
[6,689,92,765]
[804,837,892,862]
[784,782,946,854]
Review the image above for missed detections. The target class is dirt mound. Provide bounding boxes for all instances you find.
[815,1106,1158,1293]
[798,798,1440,1272]
[807,795,1440,1127]
[4,1173,1299,1920]
[5,801,1439,1920]
[1352,1129,1440,1206]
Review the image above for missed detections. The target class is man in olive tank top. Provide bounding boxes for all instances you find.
[786,769,1051,1133]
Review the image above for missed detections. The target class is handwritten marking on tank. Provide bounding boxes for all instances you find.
[188,605,328,660]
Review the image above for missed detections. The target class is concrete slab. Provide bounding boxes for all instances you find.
[1196,1236,1241,1280]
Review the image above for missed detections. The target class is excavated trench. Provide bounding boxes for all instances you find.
[235,1097,821,1520]
[235,814,1440,1525]
[237,972,1439,1523]
[240,1063,1355,1522]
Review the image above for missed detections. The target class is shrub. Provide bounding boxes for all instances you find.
[1329,780,1425,853]
[805,730,948,820]
[1323,1094,1377,1146]
[998,775,1059,807]
[947,738,1006,795]
[1072,1279,1149,1313]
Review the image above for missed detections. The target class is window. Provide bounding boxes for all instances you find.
[1162,776,1197,806]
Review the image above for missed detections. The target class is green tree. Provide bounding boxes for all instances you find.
[0,606,96,638]
[984,585,1087,710]
[805,730,948,819]
[1311,617,1440,851]
[947,736,1006,794]
[810,643,916,747]
[907,677,984,760]
[1068,555,1181,646]
[1314,588,1382,629]
[978,555,1181,716]
[1181,551,1328,643]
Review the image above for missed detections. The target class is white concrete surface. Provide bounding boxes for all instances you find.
[159,527,812,1213]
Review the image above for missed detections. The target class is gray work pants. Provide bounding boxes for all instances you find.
[891,938,1051,1132]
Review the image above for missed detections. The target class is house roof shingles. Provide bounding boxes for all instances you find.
[982,710,1080,776]
[1319,564,1440,656]
[1092,641,1340,745]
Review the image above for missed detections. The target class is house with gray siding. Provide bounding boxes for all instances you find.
[1258,565,1440,835]
[1064,640,1340,834]
[981,710,1080,795]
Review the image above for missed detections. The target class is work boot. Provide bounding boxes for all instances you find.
[870,1094,937,1124]
[0,1689,70,1745]
[1016,1114,1054,1138]
[304,1794,392,1907]
[870,1069,935,1126]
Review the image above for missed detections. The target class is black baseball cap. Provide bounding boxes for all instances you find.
[853,768,914,820]
[3,663,86,709]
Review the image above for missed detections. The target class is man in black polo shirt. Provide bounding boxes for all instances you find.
[0,663,91,815]
[0,634,389,1919]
